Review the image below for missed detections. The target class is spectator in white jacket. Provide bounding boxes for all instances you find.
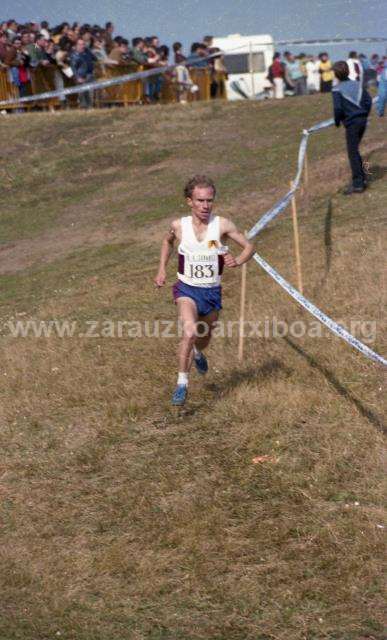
[306,55,320,93]
[347,51,363,83]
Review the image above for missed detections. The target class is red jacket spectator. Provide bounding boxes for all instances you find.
[271,58,285,78]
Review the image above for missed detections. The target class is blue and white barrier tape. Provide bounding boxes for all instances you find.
[308,118,335,132]
[253,252,387,366]
[0,64,177,107]
[247,126,316,239]
[247,130,310,239]
[0,47,232,108]
[247,97,379,240]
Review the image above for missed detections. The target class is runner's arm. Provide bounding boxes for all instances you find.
[154,220,178,287]
[222,219,255,268]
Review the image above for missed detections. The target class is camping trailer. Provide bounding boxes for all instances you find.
[211,34,274,100]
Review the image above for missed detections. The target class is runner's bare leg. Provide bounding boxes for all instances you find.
[177,297,198,372]
[195,309,219,351]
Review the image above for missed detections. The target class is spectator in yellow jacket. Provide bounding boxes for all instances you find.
[319,52,334,92]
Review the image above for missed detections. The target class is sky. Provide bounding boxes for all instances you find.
[2,0,387,58]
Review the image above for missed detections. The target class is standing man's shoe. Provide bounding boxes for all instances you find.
[343,184,366,195]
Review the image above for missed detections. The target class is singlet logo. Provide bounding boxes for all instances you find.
[208,240,220,249]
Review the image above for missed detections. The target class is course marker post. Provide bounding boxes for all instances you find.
[238,233,248,362]
[290,181,304,295]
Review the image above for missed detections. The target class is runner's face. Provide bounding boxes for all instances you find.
[188,187,215,222]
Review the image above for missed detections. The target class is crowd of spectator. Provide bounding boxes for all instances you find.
[0,18,386,110]
[266,50,386,99]
[0,18,228,107]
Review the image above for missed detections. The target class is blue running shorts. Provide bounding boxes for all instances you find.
[172,280,222,317]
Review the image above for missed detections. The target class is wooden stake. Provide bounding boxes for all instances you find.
[290,182,304,295]
[238,235,248,362]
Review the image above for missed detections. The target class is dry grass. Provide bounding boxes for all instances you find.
[0,96,386,640]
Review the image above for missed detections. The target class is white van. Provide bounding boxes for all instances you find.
[211,33,274,100]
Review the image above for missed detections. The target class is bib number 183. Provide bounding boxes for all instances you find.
[189,264,215,279]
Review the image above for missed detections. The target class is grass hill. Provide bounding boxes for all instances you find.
[0,96,385,640]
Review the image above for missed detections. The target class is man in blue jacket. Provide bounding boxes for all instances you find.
[70,38,96,109]
[376,59,386,117]
[332,60,372,195]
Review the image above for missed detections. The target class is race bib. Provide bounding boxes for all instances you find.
[184,252,218,284]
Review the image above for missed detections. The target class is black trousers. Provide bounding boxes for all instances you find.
[345,120,367,188]
[321,80,332,93]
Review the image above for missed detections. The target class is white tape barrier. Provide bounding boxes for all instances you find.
[253,252,387,366]
[246,124,332,239]
[247,99,378,240]
[247,96,385,367]
[0,64,177,107]
[0,46,246,108]
[247,131,309,239]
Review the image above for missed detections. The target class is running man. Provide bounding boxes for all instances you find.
[154,175,255,405]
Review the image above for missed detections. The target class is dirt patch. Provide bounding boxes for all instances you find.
[0,225,124,274]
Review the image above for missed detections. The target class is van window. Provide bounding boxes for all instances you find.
[251,52,266,73]
[224,52,266,74]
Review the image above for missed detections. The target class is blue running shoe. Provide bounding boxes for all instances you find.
[194,351,208,375]
[171,384,188,406]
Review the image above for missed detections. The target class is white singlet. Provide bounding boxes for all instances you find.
[177,215,225,288]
